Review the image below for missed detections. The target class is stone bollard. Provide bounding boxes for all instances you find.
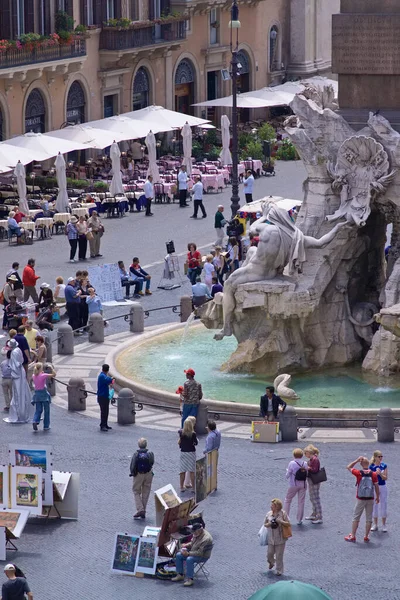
[44,364,56,397]
[88,313,105,343]
[196,403,209,435]
[117,388,136,425]
[377,407,395,443]
[58,324,74,355]
[67,377,86,411]
[44,333,53,363]
[129,302,144,333]
[280,405,298,442]
[180,296,193,323]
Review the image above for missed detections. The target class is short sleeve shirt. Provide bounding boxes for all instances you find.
[369,462,387,486]
[351,468,378,498]
[1,577,31,600]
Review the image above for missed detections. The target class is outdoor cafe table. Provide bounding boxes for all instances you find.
[71,204,97,218]
[201,173,224,193]
[53,213,70,225]
[22,221,36,232]
[35,217,53,238]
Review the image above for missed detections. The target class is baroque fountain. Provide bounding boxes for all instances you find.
[111,85,400,420]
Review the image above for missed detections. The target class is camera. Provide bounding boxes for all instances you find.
[270,517,278,529]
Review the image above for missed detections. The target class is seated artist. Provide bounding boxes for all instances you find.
[260,386,287,422]
[171,523,213,587]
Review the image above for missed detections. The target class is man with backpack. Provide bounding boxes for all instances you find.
[130,438,154,519]
[345,456,380,543]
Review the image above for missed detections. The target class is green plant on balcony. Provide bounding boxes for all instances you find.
[104,18,132,29]
[55,10,74,33]
[74,24,88,34]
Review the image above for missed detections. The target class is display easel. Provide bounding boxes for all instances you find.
[157,240,185,290]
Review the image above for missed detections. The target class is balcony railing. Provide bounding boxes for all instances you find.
[100,21,186,52]
[0,38,86,70]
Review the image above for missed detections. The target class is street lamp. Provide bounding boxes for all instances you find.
[229,0,241,217]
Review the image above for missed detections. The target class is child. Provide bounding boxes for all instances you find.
[31,362,56,432]
[211,276,223,298]
[86,288,103,315]
[203,254,215,291]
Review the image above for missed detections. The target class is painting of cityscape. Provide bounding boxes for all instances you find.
[11,467,43,516]
[111,534,139,575]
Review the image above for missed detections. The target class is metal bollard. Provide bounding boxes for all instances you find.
[195,403,209,435]
[180,296,193,323]
[117,388,136,425]
[58,324,74,355]
[377,407,395,443]
[88,313,105,343]
[280,405,298,442]
[67,377,86,411]
[129,302,144,333]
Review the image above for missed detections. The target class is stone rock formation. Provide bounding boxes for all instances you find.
[202,91,400,376]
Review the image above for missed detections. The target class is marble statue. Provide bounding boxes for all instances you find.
[274,374,299,400]
[327,136,395,227]
[214,204,349,340]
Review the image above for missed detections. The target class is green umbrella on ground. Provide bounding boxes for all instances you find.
[248,580,333,600]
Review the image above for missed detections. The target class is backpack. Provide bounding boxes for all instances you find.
[357,470,374,499]
[136,450,151,474]
[294,461,307,482]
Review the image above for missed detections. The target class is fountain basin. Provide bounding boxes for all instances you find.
[107,322,400,424]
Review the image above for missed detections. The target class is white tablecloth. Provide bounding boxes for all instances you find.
[0,219,8,229]
[35,217,53,228]
[53,213,70,224]
[22,221,36,232]
[71,207,89,218]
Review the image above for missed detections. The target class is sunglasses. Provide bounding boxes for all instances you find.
[377,455,383,458]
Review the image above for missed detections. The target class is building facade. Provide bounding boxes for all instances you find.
[0,0,338,140]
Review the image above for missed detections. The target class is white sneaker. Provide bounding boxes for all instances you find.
[382,526,388,532]
[305,515,316,520]
[370,524,378,532]
[312,519,323,524]
[297,520,303,525]
[70,259,76,263]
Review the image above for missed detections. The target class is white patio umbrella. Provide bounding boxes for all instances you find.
[54,153,69,212]
[88,116,151,143]
[45,124,115,150]
[124,105,210,133]
[181,122,192,177]
[7,132,78,161]
[0,142,36,167]
[14,161,29,213]
[109,141,124,197]
[193,95,274,108]
[220,115,232,165]
[145,131,160,183]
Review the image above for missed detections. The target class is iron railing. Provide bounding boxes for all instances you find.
[0,39,86,70]
[100,21,186,51]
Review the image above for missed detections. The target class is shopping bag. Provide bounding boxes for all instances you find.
[258,524,269,546]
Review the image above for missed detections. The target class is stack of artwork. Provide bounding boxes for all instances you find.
[196,449,218,503]
[111,534,159,576]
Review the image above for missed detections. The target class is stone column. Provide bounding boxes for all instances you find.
[58,324,74,355]
[164,51,173,110]
[288,0,316,77]
[117,388,136,425]
[88,313,105,343]
[129,303,144,333]
[67,377,86,411]
[196,403,209,435]
[377,407,395,443]
[280,405,298,442]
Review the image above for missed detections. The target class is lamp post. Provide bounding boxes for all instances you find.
[229,0,241,217]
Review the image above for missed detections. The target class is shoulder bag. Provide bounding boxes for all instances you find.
[309,467,327,484]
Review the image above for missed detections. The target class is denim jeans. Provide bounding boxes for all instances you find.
[136,277,151,291]
[33,401,50,429]
[181,403,199,428]
[175,552,206,579]
[187,267,200,285]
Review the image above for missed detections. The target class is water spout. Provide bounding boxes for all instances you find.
[181,311,197,345]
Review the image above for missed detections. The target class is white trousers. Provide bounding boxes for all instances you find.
[373,484,388,519]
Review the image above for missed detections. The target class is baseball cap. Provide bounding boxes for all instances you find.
[67,277,75,283]
[184,368,195,377]
[4,564,15,571]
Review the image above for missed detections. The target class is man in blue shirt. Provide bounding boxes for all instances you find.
[192,277,211,300]
[97,363,114,432]
[203,420,221,454]
[65,276,82,334]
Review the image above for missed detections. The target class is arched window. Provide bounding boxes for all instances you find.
[175,59,195,85]
[66,81,86,124]
[236,50,250,75]
[132,67,150,111]
[269,26,279,71]
[25,89,46,133]
[175,58,196,115]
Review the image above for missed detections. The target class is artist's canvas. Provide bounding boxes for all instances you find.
[52,471,72,502]
[135,536,159,575]
[111,533,140,575]
[0,509,30,538]
[9,445,53,506]
[195,457,207,503]
[0,466,9,510]
[207,449,218,494]
[10,466,43,516]
[155,484,181,510]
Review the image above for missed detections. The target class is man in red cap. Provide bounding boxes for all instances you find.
[181,368,203,427]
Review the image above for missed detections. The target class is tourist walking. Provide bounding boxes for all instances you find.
[283,448,308,525]
[191,176,206,218]
[213,246,226,285]
[186,243,202,286]
[76,215,88,260]
[214,205,226,246]
[243,169,254,203]
[77,271,91,331]
[2,275,18,329]
[178,165,189,207]
[87,210,103,257]
[172,523,213,587]
[264,498,290,576]
[1,350,12,411]
[144,175,154,216]
[203,420,221,455]
[130,437,154,519]
[203,255,215,291]
[180,368,203,426]
[97,364,114,432]
[304,444,323,524]
[65,277,82,334]
[344,456,380,543]
[2,564,33,600]
[3,339,32,424]
[370,450,388,532]
[22,259,40,303]
[32,362,56,432]
[260,386,287,421]
[178,417,198,492]
[66,216,79,263]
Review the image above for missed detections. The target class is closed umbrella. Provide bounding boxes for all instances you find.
[54,153,69,213]
[145,131,160,183]
[181,122,192,177]
[248,581,333,600]
[109,141,124,197]
[14,161,29,214]
[220,115,232,165]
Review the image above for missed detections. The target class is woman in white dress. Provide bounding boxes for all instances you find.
[4,339,32,424]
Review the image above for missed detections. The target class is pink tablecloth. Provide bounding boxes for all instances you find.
[252,159,263,173]
[202,174,224,192]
